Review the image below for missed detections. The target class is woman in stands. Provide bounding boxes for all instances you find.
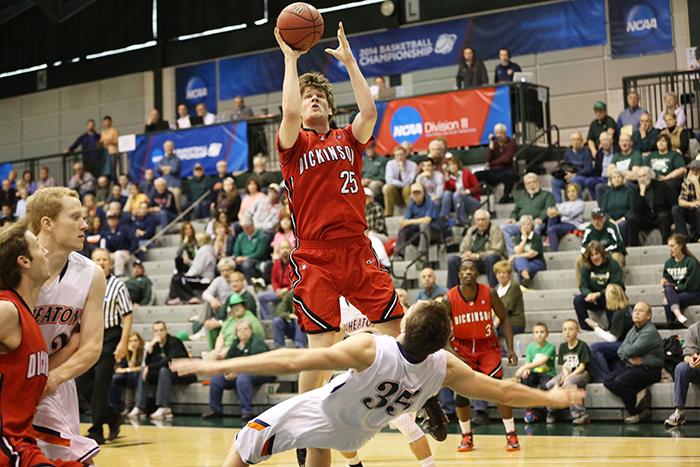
[110,332,145,415]
[545,183,584,251]
[492,260,526,335]
[601,169,632,245]
[213,177,241,223]
[176,221,198,274]
[662,233,700,328]
[660,111,691,159]
[439,156,481,226]
[509,215,546,288]
[213,221,235,259]
[166,232,217,305]
[238,177,265,221]
[271,213,296,261]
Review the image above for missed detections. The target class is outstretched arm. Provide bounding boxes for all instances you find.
[172,332,376,377]
[325,22,377,143]
[275,28,307,150]
[443,352,584,409]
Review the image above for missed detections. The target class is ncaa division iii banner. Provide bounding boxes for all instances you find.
[609,0,673,58]
[176,62,218,115]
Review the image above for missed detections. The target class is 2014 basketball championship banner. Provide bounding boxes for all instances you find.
[127,122,248,182]
[374,87,512,154]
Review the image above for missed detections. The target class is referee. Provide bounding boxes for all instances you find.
[77,248,133,444]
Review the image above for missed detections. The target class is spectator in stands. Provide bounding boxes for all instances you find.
[361,143,386,198]
[123,184,150,214]
[206,210,232,239]
[94,176,110,207]
[124,261,153,308]
[574,241,625,331]
[258,240,292,319]
[492,260,525,335]
[272,213,296,260]
[83,216,103,258]
[156,140,182,206]
[144,108,169,133]
[545,320,592,425]
[545,183,584,252]
[514,323,556,423]
[14,187,28,218]
[440,156,481,226]
[132,201,157,250]
[456,46,488,88]
[494,48,521,83]
[502,173,555,254]
[176,222,197,274]
[166,232,217,305]
[149,177,178,228]
[616,90,646,132]
[662,233,700,327]
[664,321,700,428]
[272,290,306,350]
[176,104,191,129]
[250,155,277,190]
[212,294,264,359]
[37,165,55,190]
[118,174,131,195]
[602,134,640,198]
[18,170,36,195]
[632,112,660,154]
[100,116,120,181]
[183,163,212,219]
[128,321,195,421]
[365,187,388,242]
[0,205,16,226]
[674,160,700,243]
[246,183,282,236]
[213,221,235,259]
[233,215,268,281]
[66,118,102,176]
[476,123,518,203]
[661,111,691,157]
[107,184,127,208]
[447,209,505,288]
[101,211,134,277]
[586,284,633,381]
[415,158,444,203]
[510,215,546,288]
[110,332,144,416]
[586,132,615,200]
[427,138,450,172]
[393,183,441,261]
[68,161,96,198]
[202,320,274,421]
[551,132,594,203]
[230,95,254,121]
[239,178,265,221]
[627,166,674,247]
[601,170,632,245]
[0,179,16,211]
[587,101,618,156]
[416,267,447,300]
[139,169,156,199]
[193,102,216,126]
[211,160,230,196]
[369,76,395,100]
[578,208,627,273]
[655,91,686,129]
[603,301,663,424]
[213,177,241,222]
[189,258,235,339]
[382,145,417,216]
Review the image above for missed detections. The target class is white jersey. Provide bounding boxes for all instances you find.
[235,334,446,462]
[33,252,95,355]
[340,297,373,335]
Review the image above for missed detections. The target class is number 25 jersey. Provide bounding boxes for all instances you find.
[277,126,371,242]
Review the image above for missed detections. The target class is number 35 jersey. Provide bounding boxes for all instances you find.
[321,334,446,433]
[277,126,371,242]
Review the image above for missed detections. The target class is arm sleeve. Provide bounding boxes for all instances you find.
[620,327,661,359]
[117,282,134,317]
[276,129,306,167]
[68,135,83,152]
[479,62,489,84]
[579,268,592,295]
[249,233,269,260]
[140,278,153,306]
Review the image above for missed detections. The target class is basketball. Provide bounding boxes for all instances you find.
[276,2,324,51]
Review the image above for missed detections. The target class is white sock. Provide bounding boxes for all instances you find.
[421,455,436,467]
[502,417,515,433]
[458,419,471,434]
[345,454,360,466]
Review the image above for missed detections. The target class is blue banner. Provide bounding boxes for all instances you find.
[176,62,218,115]
[128,122,248,182]
[0,163,13,182]
[219,0,606,99]
[609,0,673,58]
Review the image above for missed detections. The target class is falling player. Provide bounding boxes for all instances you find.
[27,187,106,462]
[446,259,520,452]
[0,222,84,466]
[274,21,446,465]
[172,301,585,467]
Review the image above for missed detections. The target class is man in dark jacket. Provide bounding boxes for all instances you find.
[603,302,663,423]
[627,166,674,246]
[475,123,517,203]
[184,163,212,219]
[551,132,594,203]
[131,201,157,250]
[456,47,488,89]
[128,321,195,420]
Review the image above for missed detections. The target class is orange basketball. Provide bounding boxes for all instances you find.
[276,2,324,51]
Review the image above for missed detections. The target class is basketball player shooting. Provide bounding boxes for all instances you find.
[172,301,585,467]
[27,188,106,463]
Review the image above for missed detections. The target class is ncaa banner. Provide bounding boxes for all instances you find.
[609,0,673,58]
[176,62,218,115]
[375,87,512,155]
[128,122,248,182]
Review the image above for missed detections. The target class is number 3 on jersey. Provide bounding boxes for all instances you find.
[340,170,359,194]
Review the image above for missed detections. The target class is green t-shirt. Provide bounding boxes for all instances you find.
[513,231,544,261]
[610,309,634,341]
[220,310,265,348]
[610,150,640,173]
[663,255,700,293]
[644,151,685,177]
[557,340,591,373]
[526,341,556,376]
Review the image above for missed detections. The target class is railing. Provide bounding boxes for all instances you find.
[622,69,700,130]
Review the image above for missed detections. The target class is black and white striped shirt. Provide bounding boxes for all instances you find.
[104,275,133,329]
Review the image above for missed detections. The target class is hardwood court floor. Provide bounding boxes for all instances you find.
[91,423,700,467]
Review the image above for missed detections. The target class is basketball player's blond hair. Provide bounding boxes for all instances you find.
[26,187,80,234]
[299,72,336,122]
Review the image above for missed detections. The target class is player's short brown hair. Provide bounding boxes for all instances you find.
[0,221,32,290]
[25,187,79,235]
[533,322,549,334]
[299,72,336,122]
[403,301,452,359]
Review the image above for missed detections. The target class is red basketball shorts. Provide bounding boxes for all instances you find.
[451,337,503,379]
[0,435,87,467]
[289,236,403,334]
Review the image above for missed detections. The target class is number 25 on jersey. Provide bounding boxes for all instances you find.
[340,170,359,194]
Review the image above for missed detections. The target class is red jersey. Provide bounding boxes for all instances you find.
[447,284,496,341]
[0,290,49,439]
[277,125,371,242]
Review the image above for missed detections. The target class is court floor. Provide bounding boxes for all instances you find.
[91,423,700,467]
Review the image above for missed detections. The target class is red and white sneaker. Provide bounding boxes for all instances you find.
[457,432,474,452]
[505,431,520,451]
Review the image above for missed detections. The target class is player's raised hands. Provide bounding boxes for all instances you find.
[547,386,586,409]
[325,22,355,65]
[275,27,308,60]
